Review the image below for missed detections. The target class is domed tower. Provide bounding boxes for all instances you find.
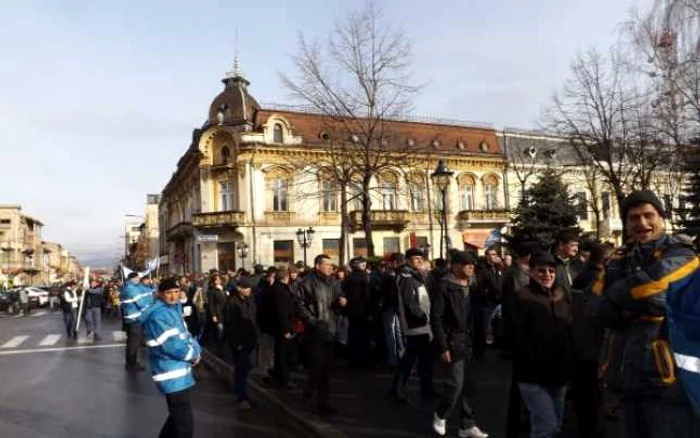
[207,59,260,131]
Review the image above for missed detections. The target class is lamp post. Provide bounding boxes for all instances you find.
[236,242,249,271]
[295,227,315,268]
[431,159,454,260]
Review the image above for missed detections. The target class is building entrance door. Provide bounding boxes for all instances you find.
[217,242,235,272]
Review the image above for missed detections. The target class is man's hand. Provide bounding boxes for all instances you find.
[285,332,293,339]
[338,297,348,307]
[212,316,218,324]
[440,350,451,363]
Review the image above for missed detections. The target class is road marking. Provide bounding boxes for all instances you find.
[31,311,48,317]
[38,334,62,346]
[0,343,123,356]
[113,331,127,342]
[2,336,30,348]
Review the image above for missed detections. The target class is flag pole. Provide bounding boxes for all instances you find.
[75,267,90,333]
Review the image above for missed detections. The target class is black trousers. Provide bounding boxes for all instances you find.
[304,338,334,407]
[506,365,528,438]
[436,358,477,430]
[392,334,434,397]
[125,322,142,367]
[573,360,601,438]
[273,334,291,385]
[159,388,193,438]
[348,316,370,367]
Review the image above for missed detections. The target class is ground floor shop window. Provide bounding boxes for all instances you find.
[273,240,294,264]
[323,239,340,264]
[217,242,235,272]
[383,237,400,257]
[353,238,367,257]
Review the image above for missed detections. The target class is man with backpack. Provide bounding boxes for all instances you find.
[586,190,700,438]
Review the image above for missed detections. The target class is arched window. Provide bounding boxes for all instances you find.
[483,174,499,210]
[457,173,476,211]
[272,178,288,211]
[221,146,231,164]
[273,123,284,143]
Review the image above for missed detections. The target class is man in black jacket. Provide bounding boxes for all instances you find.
[391,248,435,403]
[343,257,370,369]
[270,268,296,389]
[474,247,503,358]
[295,254,347,414]
[553,231,583,298]
[431,251,489,438]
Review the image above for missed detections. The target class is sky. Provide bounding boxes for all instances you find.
[0,0,652,267]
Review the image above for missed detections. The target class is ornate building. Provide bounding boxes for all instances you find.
[159,68,509,274]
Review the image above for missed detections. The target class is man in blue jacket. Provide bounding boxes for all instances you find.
[121,272,154,371]
[141,277,201,438]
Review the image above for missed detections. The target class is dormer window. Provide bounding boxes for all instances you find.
[273,123,284,143]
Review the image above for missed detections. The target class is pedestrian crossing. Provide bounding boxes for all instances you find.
[0,331,127,349]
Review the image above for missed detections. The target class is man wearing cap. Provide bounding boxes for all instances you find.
[391,248,435,402]
[140,277,201,438]
[431,251,489,438]
[511,252,573,438]
[121,272,154,371]
[586,190,700,437]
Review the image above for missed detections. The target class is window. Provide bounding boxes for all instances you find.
[221,146,231,164]
[273,240,294,264]
[381,181,397,210]
[409,183,425,212]
[321,181,338,212]
[383,237,400,256]
[323,239,340,264]
[483,174,499,210]
[219,181,234,211]
[273,123,284,143]
[0,219,9,225]
[461,185,474,211]
[602,192,611,219]
[353,238,368,257]
[272,178,288,211]
[575,191,588,220]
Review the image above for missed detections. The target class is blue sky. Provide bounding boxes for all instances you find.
[0,0,650,267]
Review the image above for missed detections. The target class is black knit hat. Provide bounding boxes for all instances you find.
[621,190,665,220]
[405,248,424,259]
[450,250,477,266]
[158,277,179,292]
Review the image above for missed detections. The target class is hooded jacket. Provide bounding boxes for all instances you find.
[511,278,573,387]
[397,265,432,337]
[139,300,201,395]
[431,274,472,361]
[120,281,154,324]
[586,234,698,398]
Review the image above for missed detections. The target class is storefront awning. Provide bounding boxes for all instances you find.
[462,230,493,249]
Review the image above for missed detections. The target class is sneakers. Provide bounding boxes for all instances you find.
[458,426,489,438]
[432,413,446,436]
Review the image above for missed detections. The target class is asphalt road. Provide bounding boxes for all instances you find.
[0,309,299,438]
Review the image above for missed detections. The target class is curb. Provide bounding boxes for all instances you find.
[201,348,350,438]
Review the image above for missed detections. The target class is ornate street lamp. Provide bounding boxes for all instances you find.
[431,159,454,260]
[296,227,315,267]
[236,242,249,271]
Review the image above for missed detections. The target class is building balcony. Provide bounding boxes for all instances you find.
[349,210,411,232]
[264,211,297,226]
[192,211,245,229]
[166,222,194,242]
[318,211,341,226]
[456,209,511,224]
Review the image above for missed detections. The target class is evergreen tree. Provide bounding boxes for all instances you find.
[506,168,582,251]
[678,139,700,239]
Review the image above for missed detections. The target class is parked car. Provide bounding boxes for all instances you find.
[24,287,49,307]
[0,291,12,311]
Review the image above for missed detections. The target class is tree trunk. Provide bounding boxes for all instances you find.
[339,186,348,265]
[614,186,627,242]
[362,177,375,257]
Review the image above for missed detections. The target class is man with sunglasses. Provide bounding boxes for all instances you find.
[511,252,573,438]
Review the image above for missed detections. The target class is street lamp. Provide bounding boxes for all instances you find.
[295,227,315,267]
[236,242,250,271]
[431,159,454,260]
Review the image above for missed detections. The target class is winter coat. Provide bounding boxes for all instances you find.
[501,263,530,349]
[397,265,432,337]
[476,264,503,304]
[431,274,472,361]
[294,270,343,342]
[139,300,201,395]
[343,270,369,319]
[379,270,399,313]
[120,281,154,324]
[271,282,296,336]
[256,283,277,335]
[208,286,227,323]
[586,235,697,399]
[570,263,605,363]
[224,293,258,351]
[85,287,105,309]
[511,278,573,387]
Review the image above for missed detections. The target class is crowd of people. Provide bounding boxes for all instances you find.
[49,189,700,438]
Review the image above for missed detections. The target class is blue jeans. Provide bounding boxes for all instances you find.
[382,309,404,367]
[85,307,102,336]
[518,383,566,438]
[63,309,77,337]
[232,348,253,402]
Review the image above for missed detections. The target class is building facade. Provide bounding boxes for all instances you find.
[0,205,46,286]
[159,70,509,274]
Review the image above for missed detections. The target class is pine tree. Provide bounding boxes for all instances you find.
[506,168,582,251]
[678,139,700,238]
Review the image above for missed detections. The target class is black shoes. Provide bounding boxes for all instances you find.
[125,363,145,372]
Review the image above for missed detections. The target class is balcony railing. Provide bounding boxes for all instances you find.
[349,210,411,232]
[456,209,511,223]
[192,211,245,228]
[167,222,193,241]
[264,211,297,226]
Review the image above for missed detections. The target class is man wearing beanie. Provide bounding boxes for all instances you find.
[586,190,700,437]
[140,277,201,438]
[431,251,488,438]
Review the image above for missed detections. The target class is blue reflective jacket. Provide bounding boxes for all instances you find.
[120,281,154,324]
[139,300,201,395]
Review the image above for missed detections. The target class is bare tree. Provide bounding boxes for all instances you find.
[280,4,422,257]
